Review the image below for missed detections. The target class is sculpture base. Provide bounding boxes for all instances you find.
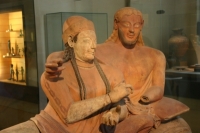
[150,116,192,133]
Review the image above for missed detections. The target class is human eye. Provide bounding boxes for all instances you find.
[134,22,141,28]
[122,22,130,28]
[83,38,92,45]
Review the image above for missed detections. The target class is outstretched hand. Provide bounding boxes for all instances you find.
[44,58,65,79]
[102,105,121,126]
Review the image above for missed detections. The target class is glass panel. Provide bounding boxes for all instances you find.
[131,0,200,132]
[0,11,26,85]
[131,0,164,50]
[45,12,108,56]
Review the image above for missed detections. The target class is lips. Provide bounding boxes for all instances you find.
[127,35,134,39]
[127,33,135,37]
[88,51,95,55]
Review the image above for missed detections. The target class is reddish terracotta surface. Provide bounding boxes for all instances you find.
[0,7,191,133]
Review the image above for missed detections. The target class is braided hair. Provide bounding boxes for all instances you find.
[63,34,111,100]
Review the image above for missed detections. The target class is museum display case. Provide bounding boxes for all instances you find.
[0,0,38,130]
[0,11,26,85]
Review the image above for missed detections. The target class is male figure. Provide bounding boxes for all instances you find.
[45,7,191,133]
[92,8,190,133]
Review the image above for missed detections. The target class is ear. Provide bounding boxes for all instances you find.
[68,36,74,48]
[114,19,118,30]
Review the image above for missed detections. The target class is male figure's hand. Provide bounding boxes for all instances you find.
[45,58,65,79]
[108,83,133,103]
[102,105,121,126]
[125,98,150,115]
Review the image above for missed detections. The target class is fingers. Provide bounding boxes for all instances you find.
[126,84,133,94]
[102,112,118,126]
[45,66,65,79]
[45,58,64,68]
[45,63,59,68]
[52,58,63,64]
[44,72,61,79]
[45,58,65,79]
[116,105,121,114]
[102,112,111,125]
[45,66,65,73]
[110,118,117,126]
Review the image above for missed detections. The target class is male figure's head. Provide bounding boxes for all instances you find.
[107,7,144,48]
[62,16,96,63]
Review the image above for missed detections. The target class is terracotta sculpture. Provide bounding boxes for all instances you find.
[0,7,191,133]
[0,16,134,133]
[44,7,191,133]
[33,16,136,133]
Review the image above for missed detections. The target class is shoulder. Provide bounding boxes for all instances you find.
[138,46,165,60]
[138,46,166,70]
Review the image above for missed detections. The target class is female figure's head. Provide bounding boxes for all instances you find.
[62,16,96,63]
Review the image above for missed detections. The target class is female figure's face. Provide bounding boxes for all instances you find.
[73,30,97,63]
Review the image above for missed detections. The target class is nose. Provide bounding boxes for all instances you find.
[91,41,96,49]
[129,25,134,33]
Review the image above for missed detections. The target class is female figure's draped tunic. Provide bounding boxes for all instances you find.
[32,59,124,133]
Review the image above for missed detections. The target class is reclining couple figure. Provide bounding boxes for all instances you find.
[1,7,191,133]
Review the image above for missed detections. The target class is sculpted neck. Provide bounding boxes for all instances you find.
[115,39,138,51]
[76,59,94,68]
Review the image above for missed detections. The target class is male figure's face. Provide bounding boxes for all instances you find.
[74,30,97,63]
[116,14,143,48]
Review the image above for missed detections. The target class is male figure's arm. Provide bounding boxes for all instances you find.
[140,50,166,103]
[44,51,65,79]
